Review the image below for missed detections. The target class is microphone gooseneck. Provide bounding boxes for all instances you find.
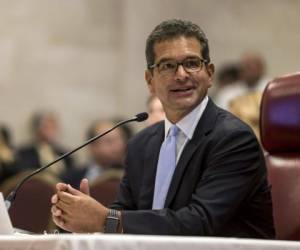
[5,112,148,210]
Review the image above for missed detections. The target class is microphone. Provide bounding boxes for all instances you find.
[5,112,148,210]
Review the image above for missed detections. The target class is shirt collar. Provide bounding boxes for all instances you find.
[164,95,209,139]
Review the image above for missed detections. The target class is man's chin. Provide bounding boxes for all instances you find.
[172,99,199,110]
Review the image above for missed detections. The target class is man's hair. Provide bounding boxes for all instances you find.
[145,19,210,68]
[85,119,132,141]
[86,120,107,140]
[0,125,12,146]
[31,111,56,132]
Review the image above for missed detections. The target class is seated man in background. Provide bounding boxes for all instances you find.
[212,63,242,108]
[146,95,165,126]
[51,19,275,238]
[213,52,268,110]
[16,111,74,181]
[66,119,128,188]
[0,125,18,183]
[229,91,262,141]
[226,52,268,141]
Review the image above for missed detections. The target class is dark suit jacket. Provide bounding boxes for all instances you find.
[112,99,275,238]
[16,144,74,181]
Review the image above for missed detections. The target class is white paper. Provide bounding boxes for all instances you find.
[0,192,14,234]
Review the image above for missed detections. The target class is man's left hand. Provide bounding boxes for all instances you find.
[51,180,108,233]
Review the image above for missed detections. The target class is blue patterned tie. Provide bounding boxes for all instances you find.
[152,125,179,209]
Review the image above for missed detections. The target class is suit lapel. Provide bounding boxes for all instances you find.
[138,122,164,209]
[164,99,219,207]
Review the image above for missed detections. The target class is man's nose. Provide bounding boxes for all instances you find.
[174,64,189,81]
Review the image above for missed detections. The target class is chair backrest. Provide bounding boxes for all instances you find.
[260,72,300,240]
[90,169,123,207]
[0,171,59,233]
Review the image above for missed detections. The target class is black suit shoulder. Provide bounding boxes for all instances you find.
[206,102,256,139]
[199,102,263,168]
[15,143,75,179]
[16,145,40,170]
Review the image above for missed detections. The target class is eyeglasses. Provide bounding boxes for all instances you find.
[149,57,207,75]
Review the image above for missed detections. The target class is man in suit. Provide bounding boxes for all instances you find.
[146,95,165,126]
[51,19,275,238]
[16,111,74,181]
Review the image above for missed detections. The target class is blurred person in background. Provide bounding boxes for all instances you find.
[0,125,17,183]
[146,95,165,126]
[213,63,242,108]
[239,52,268,91]
[229,92,262,140]
[214,52,268,110]
[16,111,74,181]
[228,52,268,141]
[112,117,134,142]
[66,119,128,188]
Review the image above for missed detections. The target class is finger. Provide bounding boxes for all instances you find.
[80,178,90,196]
[51,205,62,216]
[52,215,69,232]
[56,198,75,215]
[57,190,77,204]
[51,194,58,204]
[55,202,73,218]
[56,182,68,191]
[53,214,75,233]
[67,184,83,196]
[55,200,68,212]
[55,193,77,213]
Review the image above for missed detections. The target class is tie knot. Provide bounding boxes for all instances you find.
[168,125,179,137]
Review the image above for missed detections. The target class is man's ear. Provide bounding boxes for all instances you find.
[204,63,215,89]
[206,63,215,87]
[145,69,155,94]
[206,63,215,79]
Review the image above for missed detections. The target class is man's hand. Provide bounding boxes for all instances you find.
[51,178,109,233]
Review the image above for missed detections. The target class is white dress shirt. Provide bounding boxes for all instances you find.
[164,95,209,163]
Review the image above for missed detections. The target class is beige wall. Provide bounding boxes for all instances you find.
[1,0,299,148]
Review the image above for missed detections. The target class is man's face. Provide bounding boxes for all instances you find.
[38,115,59,144]
[145,36,214,123]
[89,124,126,168]
[240,54,264,86]
[147,97,165,126]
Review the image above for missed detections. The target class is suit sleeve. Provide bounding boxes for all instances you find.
[112,128,266,235]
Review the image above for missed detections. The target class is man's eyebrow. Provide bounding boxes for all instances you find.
[155,57,174,65]
[156,56,201,65]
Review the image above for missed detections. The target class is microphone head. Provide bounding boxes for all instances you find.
[135,112,149,122]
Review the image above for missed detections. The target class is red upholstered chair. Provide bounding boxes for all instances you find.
[90,169,123,207]
[0,171,59,233]
[260,72,300,240]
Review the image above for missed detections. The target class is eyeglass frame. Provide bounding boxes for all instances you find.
[148,57,208,75]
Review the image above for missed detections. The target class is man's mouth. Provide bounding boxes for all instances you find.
[171,87,193,92]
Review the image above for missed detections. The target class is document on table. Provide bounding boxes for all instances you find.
[0,192,14,235]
